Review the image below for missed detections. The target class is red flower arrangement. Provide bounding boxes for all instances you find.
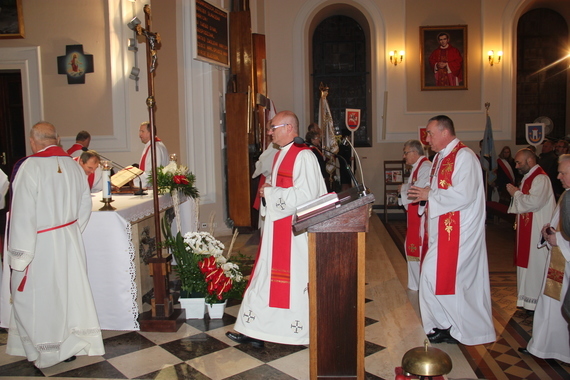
[173,175,190,185]
[198,256,234,302]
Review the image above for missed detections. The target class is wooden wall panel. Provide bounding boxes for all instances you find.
[226,93,252,228]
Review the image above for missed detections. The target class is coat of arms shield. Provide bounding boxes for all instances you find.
[525,123,545,146]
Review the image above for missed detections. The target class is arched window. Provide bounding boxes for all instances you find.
[516,8,568,144]
[312,15,371,147]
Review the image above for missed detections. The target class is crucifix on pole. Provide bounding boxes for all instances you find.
[135,4,184,331]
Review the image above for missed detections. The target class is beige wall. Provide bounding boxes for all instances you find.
[0,0,113,139]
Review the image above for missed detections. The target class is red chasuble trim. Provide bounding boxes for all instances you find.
[515,167,547,268]
[406,157,429,259]
[31,145,70,158]
[66,143,82,155]
[12,145,72,184]
[139,137,162,171]
[435,142,466,295]
[269,143,309,309]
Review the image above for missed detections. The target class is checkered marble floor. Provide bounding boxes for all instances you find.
[0,299,388,379]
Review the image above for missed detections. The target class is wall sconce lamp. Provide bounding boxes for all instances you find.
[389,50,405,66]
[488,50,503,66]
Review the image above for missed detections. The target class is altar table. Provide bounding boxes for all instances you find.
[83,191,196,330]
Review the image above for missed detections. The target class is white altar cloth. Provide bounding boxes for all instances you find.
[84,191,196,330]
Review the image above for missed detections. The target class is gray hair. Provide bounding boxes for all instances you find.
[403,139,424,156]
[31,121,58,145]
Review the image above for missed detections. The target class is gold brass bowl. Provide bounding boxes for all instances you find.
[401,339,452,378]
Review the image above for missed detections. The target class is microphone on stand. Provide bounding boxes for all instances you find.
[129,163,147,196]
[83,147,147,195]
[294,136,366,197]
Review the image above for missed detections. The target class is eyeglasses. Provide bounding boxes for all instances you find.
[270,123,289,131]
[403,151,415,155]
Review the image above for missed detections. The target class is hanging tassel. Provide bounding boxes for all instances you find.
[57,157,62,173]
[17,266,29,292]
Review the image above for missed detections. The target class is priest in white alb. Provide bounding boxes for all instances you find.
[66,130,91,158]
[507,148,555,311]
[409,115,495,345]
[398,139,431,291]
[519,154,570,363]
[138,121,169,188]
[5,122,104,368]
[226,111,327,346]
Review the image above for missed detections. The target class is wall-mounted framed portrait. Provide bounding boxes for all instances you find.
[0,0,24,39]
[420,25,467,91]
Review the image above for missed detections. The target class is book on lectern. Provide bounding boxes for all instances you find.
[111,166,144,188]
[295,192,340,220]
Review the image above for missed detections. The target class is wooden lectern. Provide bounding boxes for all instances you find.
[293,187,375,379]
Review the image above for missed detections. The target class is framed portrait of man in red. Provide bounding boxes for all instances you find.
[0,0,24,39]
[420,25,467,91]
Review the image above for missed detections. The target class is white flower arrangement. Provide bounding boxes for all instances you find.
[183,231,225,256]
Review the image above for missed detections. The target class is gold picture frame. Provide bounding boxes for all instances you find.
[0,0,25,39]
[420,25,467,91]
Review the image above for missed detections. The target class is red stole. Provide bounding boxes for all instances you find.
[406,157,429,260]
[515,166,547,268]
[32,145,70,158]
[253,175,266,211]
[66,143,82,155]
[269,143,309,309]
[139,137,162,171]
[432,142,466,295]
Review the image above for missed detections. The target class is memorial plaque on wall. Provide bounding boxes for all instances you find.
[191,0,229,67]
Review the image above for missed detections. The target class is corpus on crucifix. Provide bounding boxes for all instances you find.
[134,5,183,331]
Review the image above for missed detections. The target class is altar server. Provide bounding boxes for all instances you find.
[6,122,104,368]
[408,115,495,345]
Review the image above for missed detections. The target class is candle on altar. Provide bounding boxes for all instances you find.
[101,161,112,200]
